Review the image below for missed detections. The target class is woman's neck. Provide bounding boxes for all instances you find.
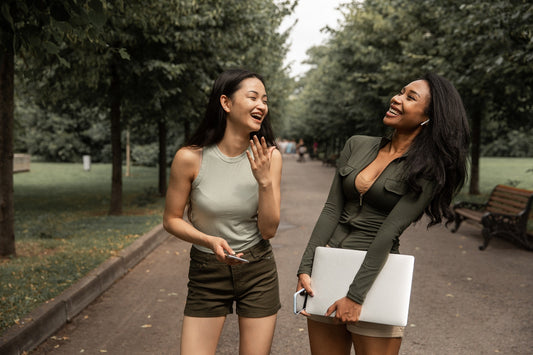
[387,130,419,156]
[217,130,250,157]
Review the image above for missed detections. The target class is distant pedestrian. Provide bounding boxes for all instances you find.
[297,138,306,162]
[287,139,296,154]
[164,69,282,355]
[277,138,289,154]
[296,73,470,355]
[312,141,318,159]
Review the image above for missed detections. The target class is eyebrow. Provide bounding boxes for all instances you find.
[248,90,267,98]
[404,88,421,98]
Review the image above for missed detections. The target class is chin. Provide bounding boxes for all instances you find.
[250,122,262,131]
[382,117,395,127]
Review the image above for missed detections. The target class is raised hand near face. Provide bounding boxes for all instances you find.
[246,135,276,187]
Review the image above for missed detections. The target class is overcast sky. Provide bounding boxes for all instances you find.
[280,0,347,78]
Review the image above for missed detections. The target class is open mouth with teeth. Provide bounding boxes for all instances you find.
[251,113,263,122]
[386,107,401,117]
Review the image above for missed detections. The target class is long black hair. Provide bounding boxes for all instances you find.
[405,73,470,226]
[186,68,277,147]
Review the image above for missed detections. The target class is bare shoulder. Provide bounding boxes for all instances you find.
[270,147,282,175]
[172,146,202,175]
[271,147,282,163]
[175,146,202,162]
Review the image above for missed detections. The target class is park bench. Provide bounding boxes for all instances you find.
[451,184,533,251]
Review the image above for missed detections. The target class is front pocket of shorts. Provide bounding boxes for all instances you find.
[249,246,274,262]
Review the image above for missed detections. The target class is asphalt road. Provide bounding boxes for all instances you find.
[32,156,533,354]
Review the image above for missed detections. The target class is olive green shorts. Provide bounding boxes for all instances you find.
[308,315,405,338]
[184,239,281,318]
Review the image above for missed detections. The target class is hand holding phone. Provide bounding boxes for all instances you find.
[225,253,249,263]
[293,288,308,315]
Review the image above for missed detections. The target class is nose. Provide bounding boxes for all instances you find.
[391,94,401,105]
[257,100,267,112]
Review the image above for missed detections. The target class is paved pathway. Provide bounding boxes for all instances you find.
[32,156,533,354]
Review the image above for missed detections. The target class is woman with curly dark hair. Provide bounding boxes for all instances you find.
[296,73,470,355]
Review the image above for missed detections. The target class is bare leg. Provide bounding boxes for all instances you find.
[352,334,402,355]
[307,318,352,355]
[180,316,226,355]
[238,314,277,355]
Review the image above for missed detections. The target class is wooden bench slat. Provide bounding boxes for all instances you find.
[491,191,529,205]
[488,196,528,211]
[493,185,533,198]
[486,207,522,216]
[454,208,483,222]
[486,203,524,215]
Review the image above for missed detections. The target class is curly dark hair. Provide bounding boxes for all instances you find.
[186,68,277,148]
[405,73,470,226]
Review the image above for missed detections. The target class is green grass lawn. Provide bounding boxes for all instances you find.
[1,163,165,334]
[456,157,533,199]
[472,157,533,191]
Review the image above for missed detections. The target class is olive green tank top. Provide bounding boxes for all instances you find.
[189,145,261,253]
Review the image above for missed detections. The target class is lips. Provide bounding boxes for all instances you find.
[251,113,263,121]
[387,106,401,117]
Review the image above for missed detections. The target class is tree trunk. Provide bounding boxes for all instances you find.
[0,44,15,257]
[158,119,167,196]
[109,62,122,215]
[125,127,130,177]
[469,108,481,195]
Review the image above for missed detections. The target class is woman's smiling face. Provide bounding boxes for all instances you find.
[221,77,268,133]
[383,80,431,132]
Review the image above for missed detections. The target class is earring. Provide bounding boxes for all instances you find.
[420,119,430,126]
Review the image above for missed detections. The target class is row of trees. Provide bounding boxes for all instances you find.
[1,0,296,256]
[3,0,531,258]
[284,0,533,194]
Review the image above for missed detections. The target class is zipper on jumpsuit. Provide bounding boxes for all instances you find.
[357,156,402,207]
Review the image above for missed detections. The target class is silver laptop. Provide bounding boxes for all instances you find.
[295,247,414,326]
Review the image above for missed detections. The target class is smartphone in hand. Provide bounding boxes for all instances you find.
[293,288,308,314]
[225,254,249,263]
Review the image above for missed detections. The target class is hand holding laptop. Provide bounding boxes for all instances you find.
[294,247,415,326]
[295,280,364,323]
[324,296,362,323]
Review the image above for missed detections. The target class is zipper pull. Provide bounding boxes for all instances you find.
[359,193,363,206]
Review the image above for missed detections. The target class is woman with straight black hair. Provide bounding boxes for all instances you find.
[186,70,278,148]
[164,68,282,355]
[296,73,470,355]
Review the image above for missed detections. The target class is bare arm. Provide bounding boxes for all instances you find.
[163,147,242,263]
[247,136,282,240]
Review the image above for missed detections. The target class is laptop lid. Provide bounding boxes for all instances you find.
[302,247,415,326]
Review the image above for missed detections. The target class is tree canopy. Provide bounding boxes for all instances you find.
[285,0,533,193]
[4,0,531,257]
[2,0,295,256]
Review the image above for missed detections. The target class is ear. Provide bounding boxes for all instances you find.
[220,95,231,113]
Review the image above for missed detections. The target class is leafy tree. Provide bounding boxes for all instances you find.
[3,0,294,256]
[289,0,533,194]
[25,0,295,200]
[0,0,106,256]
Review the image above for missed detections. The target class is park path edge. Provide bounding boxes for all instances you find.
[0,224,170,355]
